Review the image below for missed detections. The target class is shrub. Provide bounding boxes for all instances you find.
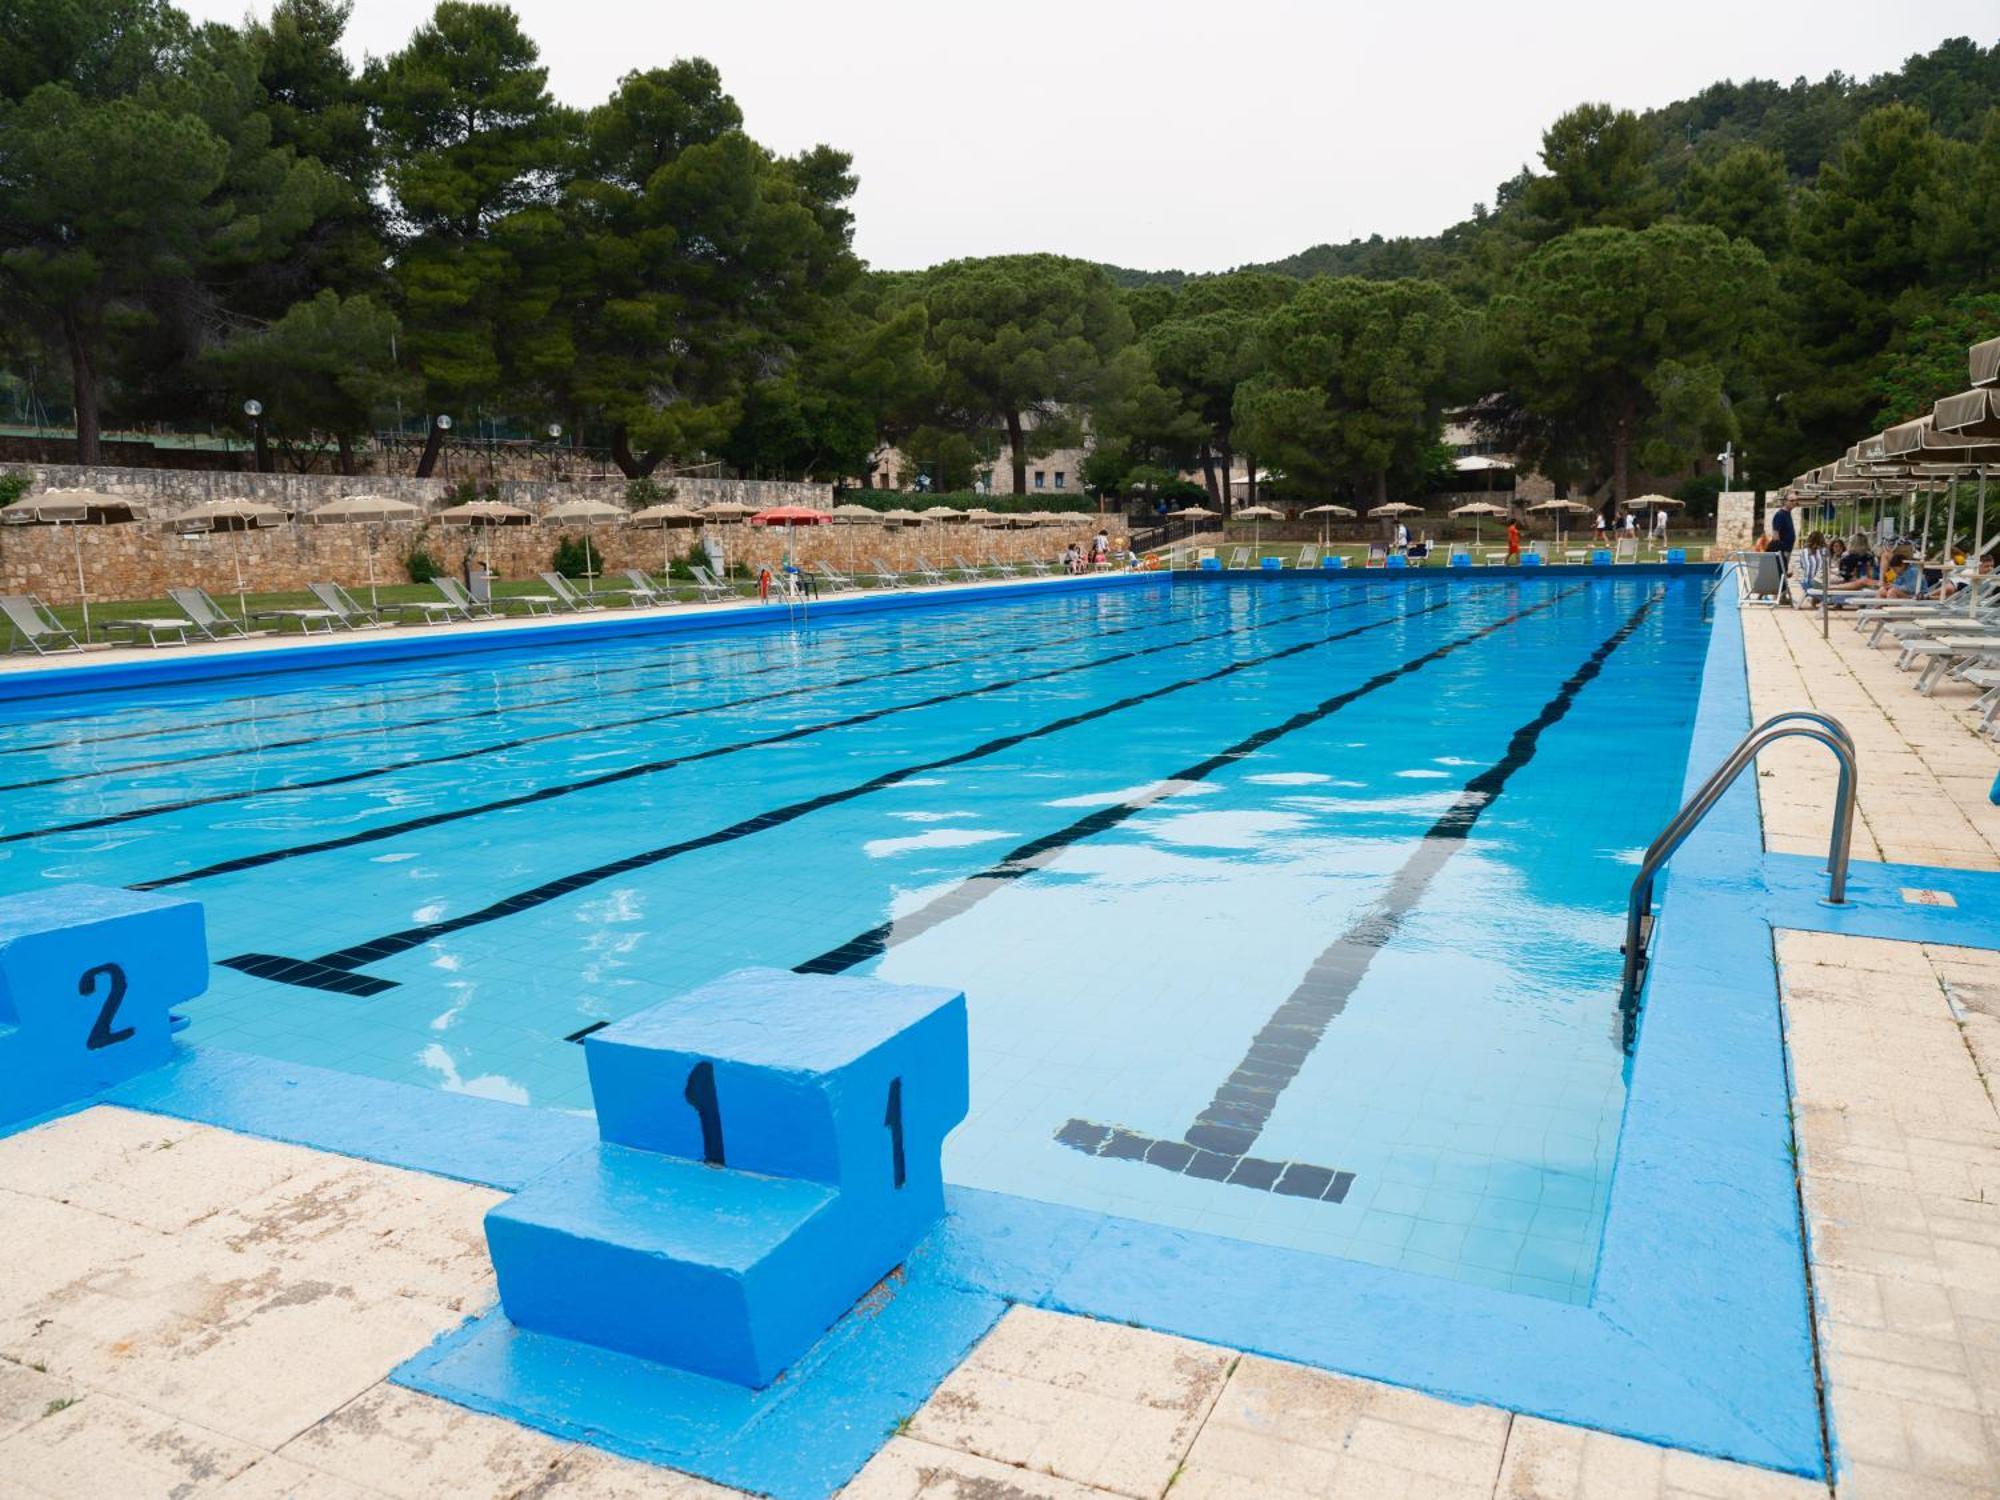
[403,543,444,583]
[551,533,599,578]
[625,476,676,508]
[0,472,30,509]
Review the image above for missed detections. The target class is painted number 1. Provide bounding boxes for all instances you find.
[884,1077,906,1189]
[80,963,134,1051]
[683,1061,725,1165]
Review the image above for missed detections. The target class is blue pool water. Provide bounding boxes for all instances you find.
[1,576,1707,1304]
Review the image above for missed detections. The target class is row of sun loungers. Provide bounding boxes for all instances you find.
[1,556,1065,656]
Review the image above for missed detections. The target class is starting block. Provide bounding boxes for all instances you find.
[486,967,969,1388]
[0,885,206,1129]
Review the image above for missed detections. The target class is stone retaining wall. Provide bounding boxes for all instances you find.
[15,463,829,515]
[0,517,1108,605]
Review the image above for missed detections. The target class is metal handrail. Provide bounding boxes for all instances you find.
[1616,713,1858,1048]
[1701,557,1745,618]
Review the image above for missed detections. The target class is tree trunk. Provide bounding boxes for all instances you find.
[415,420,445,479]
[1005,410,1027,495]
[1374,469,1388,509]
[1198,444,1221,505]
[610,426,663,479]
[1610,398,1634,505]
[62,308,101,466]
[336,432,357,477]
[1246,454,1258,508]
[1218,442,1234,516]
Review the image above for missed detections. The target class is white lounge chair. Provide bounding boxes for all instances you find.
[813,562,860,593]
[688,565,736,602]
[621,569,671,607]
[1226,546,1250,570]
[433,577,497,620]
[105,612,196,648]
[867,558,910,589]
[308,581,388,629]
[0,595,82,654]
[169,587,266,640]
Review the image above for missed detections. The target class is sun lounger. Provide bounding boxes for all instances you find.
[867,558,910,589]
[1295,546,1318,570]
[538,572,601,611]
[909,557,949,585]
[433,577,497,620]
[688,565,737,602]
[307,581,388,629]
[104,613,195,648]
[1964,667,2000,734]
[168,587,265,640]
[0,595,83,654]
[1225,547,1250,570]
[814,562,860,593]
[1365,543,1387,569]
[984,553,1021,579]
[950,554,990,579]
[1022,555,1054,577]
[253,602,343,633]
[1614,537,1638,564]
[621,569,671,607]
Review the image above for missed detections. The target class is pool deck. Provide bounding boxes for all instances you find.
[4,581,1999,1497]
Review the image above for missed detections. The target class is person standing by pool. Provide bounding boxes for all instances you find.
[1505,519,1521,565]
[1769,497,1797,605]
[1652,506,1669,541]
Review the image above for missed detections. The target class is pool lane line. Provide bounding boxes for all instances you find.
[0,585,1227,806]
[792,582,1579,977]
[0,584,1178,759]
[1053,589,1662,1204]
[71,596,1351,861]
[0,588,1201,787]
[208,590,1457,996]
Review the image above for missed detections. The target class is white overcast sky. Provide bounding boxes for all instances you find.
[183,0,1994,273]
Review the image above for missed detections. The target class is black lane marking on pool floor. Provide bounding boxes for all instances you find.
[1055,590,1662,1203]
[138,595,1354,888]
[3,590,1226,842]
[0,587,1197,793]
[793,583,1578,975]
[211,591,1450,996]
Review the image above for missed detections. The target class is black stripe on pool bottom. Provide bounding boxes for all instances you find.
[793,583,1581,976]
[1051,589,1662,1203]
[213,591,1438,994]
[0,584,1204,802]
[1055,1120,1357,1202]
[145,593,1358,891]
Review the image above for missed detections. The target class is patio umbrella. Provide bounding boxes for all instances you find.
[1449,500,1507,545]
[174,498,289,619]
[437,500,532,585]
[1303,502,1356,548]
[628,502,702,576]
[831,504,882,522]
[10,490,147,642]
[1527,497,1588,546]
[702,502,757,521]
[1167,505,1217,521]
[878,508,923,525]
[752,506,829,581]
[305,494,421,608]
[1235,503,1281,551]
[542,497,624,588]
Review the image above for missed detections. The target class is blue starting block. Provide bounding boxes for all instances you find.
[1385,554,1408,569]
[1521,552,1544,567]
[1321,555,1346,569]
[1260,556,1282,570]
[1449,552,1472,568]
[486,967,969,1389]
[1199,557,1220,571]
[1591,548,1613,565]
[0,885,206,1129]
[1667,548,1687,565]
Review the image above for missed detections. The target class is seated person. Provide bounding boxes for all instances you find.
[1876,548,1923,599]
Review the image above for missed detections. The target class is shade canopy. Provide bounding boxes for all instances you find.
[1453,454,1514,472]
[540,498,624,524]
[174,498,288,531]
[1526,499,1590,513]
[878,508,923,522]
[1166,505,1218,520]
[831,504,884,522]
[1449,501,1508,517]
[701,502,757,519]
[306,495,421,525]
[1934,387,2000,440]
[750,506,829,526]
[1971,336,1999,388]
[1302,503,1356,517]
[963,508,1006,523]
[627,503,701,528]
[1626,493,1680,509]
[1234,505,1283,519]
[1367,502,1424,517]
[436,500,533,526]
[12,489,148,524]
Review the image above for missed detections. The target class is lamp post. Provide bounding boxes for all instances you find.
[244,398,270,474]
[546,422,562,482]
[417,412,453,478]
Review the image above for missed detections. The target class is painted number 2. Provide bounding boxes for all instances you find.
[80,962,134,1051]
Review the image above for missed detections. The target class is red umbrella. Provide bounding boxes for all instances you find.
[750,506,830,525]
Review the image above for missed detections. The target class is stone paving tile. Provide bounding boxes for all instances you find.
[905,1306,1232,1498]
[841,1436,1114,1498]
[0,1387,265,1497]
[1777,931,2000,1500]
[1742,607,2000,872]
[1496,1415,1824,1498]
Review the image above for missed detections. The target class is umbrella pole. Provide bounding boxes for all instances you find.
[73,524,89,643]
[1972,468,1988,622]
[234,540,247,622]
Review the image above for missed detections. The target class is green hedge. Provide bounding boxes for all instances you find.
[832,489,1096,516]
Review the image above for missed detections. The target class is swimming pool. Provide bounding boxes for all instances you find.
[0,575,1706,1306]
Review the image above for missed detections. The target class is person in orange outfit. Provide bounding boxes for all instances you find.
[1505,520,1521,565]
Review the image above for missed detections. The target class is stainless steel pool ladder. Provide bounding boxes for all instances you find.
[1700,558,1745,620]
[1616,711,1858,1049]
